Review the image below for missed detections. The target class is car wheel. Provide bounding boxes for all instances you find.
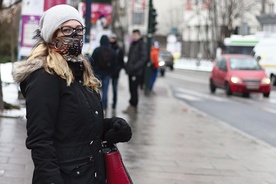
[209,79,216,93]
[225,82,232,96]
[271,75,276,86]
[242,92,250,98]
[263,92,270,98]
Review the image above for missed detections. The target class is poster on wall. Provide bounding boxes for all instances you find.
[78,2,113,55]
[20,15,40,47]
[79,2,112,27]
[44,0,67,11]
[18,0,70,60]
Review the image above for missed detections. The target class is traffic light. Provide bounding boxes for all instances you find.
[150,8,158,34]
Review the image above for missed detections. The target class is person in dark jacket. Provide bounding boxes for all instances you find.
[123,29,148,114]
[91,35,116,112]
[109,34,125,112]
[12,5,131,184]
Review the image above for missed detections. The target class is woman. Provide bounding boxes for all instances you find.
[12,5,132,184]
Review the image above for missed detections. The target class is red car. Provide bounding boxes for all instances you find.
[209,54,271,97]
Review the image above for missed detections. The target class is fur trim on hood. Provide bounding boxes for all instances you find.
[12,58,44,83]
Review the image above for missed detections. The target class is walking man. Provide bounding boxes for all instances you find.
[123,29,148,114]
[109,34,125,112]
[91,35,116,112]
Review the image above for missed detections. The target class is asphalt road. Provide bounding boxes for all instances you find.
[164,69,276,147]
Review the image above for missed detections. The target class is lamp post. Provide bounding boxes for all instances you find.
[85,0,92,43]
[144,0,157,95]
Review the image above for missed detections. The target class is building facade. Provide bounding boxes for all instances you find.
[257,0,276,35]
[115,0,264,59]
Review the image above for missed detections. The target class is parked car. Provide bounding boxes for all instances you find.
[158,50,174,76]
[209,54,271,97]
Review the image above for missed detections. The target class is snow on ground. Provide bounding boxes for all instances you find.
[1,62,26,118]
[174,58,213,71]
[0,59,214,118]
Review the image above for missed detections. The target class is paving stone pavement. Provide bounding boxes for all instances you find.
[1,71,276,184]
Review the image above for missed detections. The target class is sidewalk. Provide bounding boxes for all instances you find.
[1,71,276,183]
[115,73,276,184]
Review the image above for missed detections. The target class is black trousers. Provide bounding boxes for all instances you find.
[128,75,141,107]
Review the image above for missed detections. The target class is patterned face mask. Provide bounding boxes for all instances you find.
[49,36,83,57]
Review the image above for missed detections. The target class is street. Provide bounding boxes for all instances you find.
[165,69,276,147]
[2,69,276,183]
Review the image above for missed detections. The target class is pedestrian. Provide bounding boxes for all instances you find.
[109,34,125,112]
[123,29,148,114]
[91,35,116,112]
[12,5,132,184]
[256,55,261,63]
[150,41,160,93]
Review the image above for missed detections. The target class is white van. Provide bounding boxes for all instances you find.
[252,39,276,86]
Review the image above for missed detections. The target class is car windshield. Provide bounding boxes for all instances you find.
[229,58,262,70]
[160,51,172,57]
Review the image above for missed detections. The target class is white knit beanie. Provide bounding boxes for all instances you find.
[39,4,84,43]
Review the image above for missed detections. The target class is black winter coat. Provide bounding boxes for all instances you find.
[110,42,125,79]
[125,38,148,76]
[91,35,116,77]
[14,59,106,184]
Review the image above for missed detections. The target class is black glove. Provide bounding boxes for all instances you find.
[103,117,132,144]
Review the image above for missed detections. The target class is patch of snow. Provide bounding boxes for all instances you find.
[0,62,26,118]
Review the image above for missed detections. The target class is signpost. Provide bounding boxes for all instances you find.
[85,0,92,43]
[144,0,157,95]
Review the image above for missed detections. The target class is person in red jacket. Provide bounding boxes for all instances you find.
[150,41,160,92]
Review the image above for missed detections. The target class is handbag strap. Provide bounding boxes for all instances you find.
[102,141,118,154]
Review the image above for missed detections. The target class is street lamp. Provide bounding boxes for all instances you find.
[85,0,92,43]
[144,0,158,95]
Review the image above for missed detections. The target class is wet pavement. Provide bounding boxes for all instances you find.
[1,71,276,184]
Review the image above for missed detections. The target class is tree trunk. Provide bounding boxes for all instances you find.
[211,0,218,58]
[0,65,4,111]
[0,16,3,110]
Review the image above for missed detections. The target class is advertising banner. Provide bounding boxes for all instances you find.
[79,2,112,26]
[18,0,70,60]
[20,15,40,47]
[44,0,67,11]
[78,2,112,55]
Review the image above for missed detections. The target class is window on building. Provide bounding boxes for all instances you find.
[132,12,144,25]
[269,3,274,14]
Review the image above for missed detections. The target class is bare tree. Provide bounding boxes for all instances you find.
[0,0,22,110]
[0,0,22,10]
[208,0,260,56]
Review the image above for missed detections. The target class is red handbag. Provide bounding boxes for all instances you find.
[103,143,133,184]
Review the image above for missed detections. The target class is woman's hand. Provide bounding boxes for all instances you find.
[103,117,132,144]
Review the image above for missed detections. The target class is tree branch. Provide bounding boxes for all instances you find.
[1,0,22,10]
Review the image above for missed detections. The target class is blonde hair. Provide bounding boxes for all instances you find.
[27,42,101,92]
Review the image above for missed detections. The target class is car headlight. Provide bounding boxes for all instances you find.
[159,61,165,66]
[230,76,243,84]
[261,77,271,85]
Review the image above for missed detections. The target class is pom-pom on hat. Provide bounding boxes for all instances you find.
[39,4,84,43]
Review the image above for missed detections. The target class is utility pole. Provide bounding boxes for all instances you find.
[85,0,92,43]
[144,0,157,95]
